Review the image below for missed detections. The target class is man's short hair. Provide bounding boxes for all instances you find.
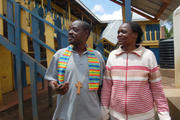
[79,20,91,36]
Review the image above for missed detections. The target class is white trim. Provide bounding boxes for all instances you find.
[109,108,155,120]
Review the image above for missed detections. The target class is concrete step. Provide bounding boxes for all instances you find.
[164,88,180,120]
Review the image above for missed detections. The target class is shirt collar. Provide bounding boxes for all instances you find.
[72,48,88,55]
[115,45,145,57]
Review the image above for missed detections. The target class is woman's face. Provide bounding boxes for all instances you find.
[117,23,137,48]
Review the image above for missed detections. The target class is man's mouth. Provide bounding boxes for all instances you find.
[69,35,74,39]
[68,36,74,40]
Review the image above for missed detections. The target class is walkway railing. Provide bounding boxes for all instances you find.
[0,0,68,119]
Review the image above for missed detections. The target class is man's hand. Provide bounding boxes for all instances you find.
[49,81,69,95]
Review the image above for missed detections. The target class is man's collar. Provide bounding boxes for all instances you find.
[115,45,145,57]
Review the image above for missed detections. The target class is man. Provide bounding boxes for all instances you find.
[44,20,105,120]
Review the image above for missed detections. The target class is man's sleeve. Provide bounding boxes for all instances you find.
[44,54,58,81]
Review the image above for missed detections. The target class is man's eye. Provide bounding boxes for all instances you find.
[73,28,79,32]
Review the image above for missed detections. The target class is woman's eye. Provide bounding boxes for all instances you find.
[122,30,127,34]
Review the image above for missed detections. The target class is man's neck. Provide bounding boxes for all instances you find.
[73,44,87,55]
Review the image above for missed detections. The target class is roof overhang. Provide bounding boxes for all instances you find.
[110,0,180,21]
[53,0,103,24]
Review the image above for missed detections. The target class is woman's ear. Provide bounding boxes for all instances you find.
[133,32,138,40]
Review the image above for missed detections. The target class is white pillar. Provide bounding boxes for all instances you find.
[173,6,180,87]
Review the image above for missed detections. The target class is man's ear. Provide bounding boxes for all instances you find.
[84,30,90,40]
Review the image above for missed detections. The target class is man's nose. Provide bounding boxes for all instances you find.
[68,29,73,34]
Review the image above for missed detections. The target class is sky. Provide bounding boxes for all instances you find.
[80,0,147,21]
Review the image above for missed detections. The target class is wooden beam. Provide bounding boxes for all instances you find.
[50,0,94,24]
[155,1,171,19]
[68,0,71,24]
[132,8,159,22]
[122,4,125,22]
[160,0,171,4]
[110,0,159,22]
[70,2,94,23]
[110,0,123,6]
[122,0,125,22]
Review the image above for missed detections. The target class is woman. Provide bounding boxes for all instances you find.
[101,22,171,120]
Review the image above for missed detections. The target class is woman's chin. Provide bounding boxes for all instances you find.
[118,42,124,46]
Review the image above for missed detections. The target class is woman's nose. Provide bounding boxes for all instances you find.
[118,32,122,37]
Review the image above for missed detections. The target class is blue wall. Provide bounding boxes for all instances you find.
[149,48,160,65]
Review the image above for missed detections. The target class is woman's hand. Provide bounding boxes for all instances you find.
[49,81,69,95]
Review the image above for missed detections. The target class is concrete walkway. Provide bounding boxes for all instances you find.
[0,69,179,120]
[160,69,180,120]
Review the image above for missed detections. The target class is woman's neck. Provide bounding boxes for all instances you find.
[122,44,137,52]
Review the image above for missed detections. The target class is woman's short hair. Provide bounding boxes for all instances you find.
[125,21,143,44]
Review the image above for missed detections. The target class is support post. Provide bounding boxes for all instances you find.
[47,0,51,12]
[0,0,4,107]
[0,79,3,106]
[32,8,41,63]
[7,0,15,43]
[30,62,39,120]
[68,0,71,25]
[0,0,4,35]
[15,3,24,120]
[125,0,132,22]
[45,12,55,107]
[55,16,62,49]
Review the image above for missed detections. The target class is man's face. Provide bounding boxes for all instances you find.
[68,21,87,46]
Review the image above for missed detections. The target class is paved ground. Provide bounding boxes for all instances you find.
[0,69,179,120]
[0,90,56,120]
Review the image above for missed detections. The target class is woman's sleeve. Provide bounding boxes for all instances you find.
[101,54,113,120]
[148,52,171,120]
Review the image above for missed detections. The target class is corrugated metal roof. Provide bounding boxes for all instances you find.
[100,20,158,44]
[101,20,123,44]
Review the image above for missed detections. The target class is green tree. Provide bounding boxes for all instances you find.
[165,14,173,38]
[165,26,171,38]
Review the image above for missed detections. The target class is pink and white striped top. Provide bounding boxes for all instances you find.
[101,46,171,120]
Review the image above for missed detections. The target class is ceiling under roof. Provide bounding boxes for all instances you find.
[53,0,179,23]
[111,0,180,21]
[53,0,102,24]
